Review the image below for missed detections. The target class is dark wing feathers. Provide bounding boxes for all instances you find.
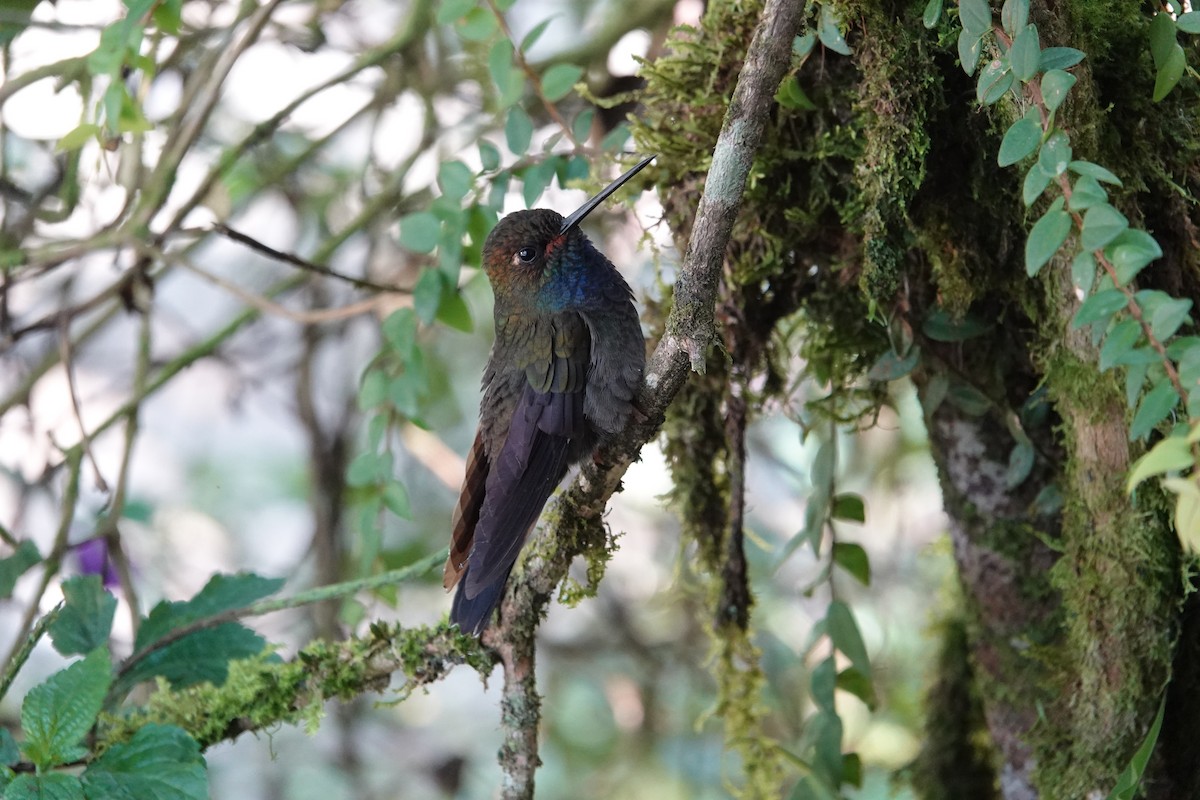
[443,430,487,591]
[448,314,591,634]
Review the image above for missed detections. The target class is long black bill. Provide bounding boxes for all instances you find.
[558,154,656,235]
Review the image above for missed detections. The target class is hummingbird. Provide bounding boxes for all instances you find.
[443,155,654,636]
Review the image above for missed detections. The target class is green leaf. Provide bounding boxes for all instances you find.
[1022,163,1052,206]
[1072,289,1127,328]
[922,308,992,341]
[831,493,865,523]
[412,268,442,325]
[489,39,523,109]
[381,481,412,520]
[977,58,1014,105]
[1099,319,1141,372]
[478,141,501,173]
[1005,439,1036,488]
[22,648,112,770]
[1149,12,1178,68]
[121,574,283,691]
[1000,0,1028,36]
[1025,207,1071,276]
[397,212,440,254]
[1037,130,1072,177]
[826,601,870,675]
[811,710,844,785]
[1149,297,1192,341]
[540,64,583,103]
[1178,12,1200,34]
[1127,435,1194,492]
[50,576,116,657]
[998,117,1041,166]
[1106,698,1166,800]
[946,382,991,415]
[1130,380,1180,441]
[82,724,207,800]
[505,106,533,155]
[1068,160,1123,186]
[6,773,85,800]
[357,369,386,411]
[958,0,992,37]
[958,29,983,75]
[832,542,870,585]
[1153,43,1186,102]
[1080,204,1129,251]
[436,284,474,333]
[521,158,557,206]
[1009,24,1040,82]
[1038,47,1085,71]
[810,656,836,712]
[1041,69,1076,113]
[0,541,41,598]
[437,161,473,203]
[455,7,497,41]
[56,123,100,152]
[0,728,18,766]
[1105,229,1162,285]
[776,77,816,110]
[1071,250,1096,294]
[1068,174,1107,211]
[793,33,817,58]
[435,0,474,25]
[836,667,876,709]
[817,5,851,56]
[922,0,943,29]
[571,109,594,144]
[867,345,920,381]
[520,17,553,51]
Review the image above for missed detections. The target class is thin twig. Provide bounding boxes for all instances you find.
[57,317,109,493]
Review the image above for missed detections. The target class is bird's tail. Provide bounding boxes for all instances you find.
[450,567,513,636]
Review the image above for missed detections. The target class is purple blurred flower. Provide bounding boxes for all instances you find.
[74,538,121,589]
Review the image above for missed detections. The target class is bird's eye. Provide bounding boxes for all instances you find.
[516,246,537,263]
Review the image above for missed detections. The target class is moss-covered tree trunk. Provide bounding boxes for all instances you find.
[636,0,1200,796]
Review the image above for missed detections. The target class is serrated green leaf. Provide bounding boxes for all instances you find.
[1099,319,1141,372]
[1153,43,1186,102]
[1068,174,1106,211]
[1080,204,1129,251]
[1178,12,1200,34]
[6,773,85,800]
[1037,130,1072,177]
[958,28,983,75]
[82,724,207,800]
[1041,69,1076,113]
[977,59,1015,104]
[1005,439,1036,488]
[826,601,870,675]
[540,64,582,102]
[923,0,943,29]
[1039,46,1085,70]
[818,5,851,55]
[397,213,440,254]
[1010,24,1040,81]
[1025,208,1071,276]
[1127,435,1194,492]
[1073,289,1127,328]
[22,648,112,771]
[455,7,497,41]
[0,541,41,598]
[1149,12,1178,68]
[50,576,116,657]
[1023,163,1052,206]
[1068,160,1123,186]
[505,106,533,156]
[832,542,870,585]
[998,117,1041,166]
[867,345,920,381]
[1001,0,1028,36]
[437,161,473,203]
[959,0,992,37]
[1130,380,1180,441]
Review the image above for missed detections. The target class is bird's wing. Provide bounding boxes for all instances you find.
[463,314,590,599]
[443,428,486,590]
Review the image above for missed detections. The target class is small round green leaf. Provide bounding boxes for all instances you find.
[505,106,534,155]
[958,28,983,75]
[1080,203,1129,251]
[1040,69,1076,113]
[977,59,1015,105]
[1153,43,1186,102]
[398,212,440,254]
[1178,11,1200,34]
[1038,47,1085,71]
[998,117,1041,166]
[959,0,992,37]
[1037,130,1072,176]
[1067,174,1107,211]
[1005,439,1036,488]
[1105,229,1162,285]
[1071,250,1096,294]
[1001,0,1029,36]
[1130,380,1180,441]
[456,7,497,41]
[1150,297,1192,341]
[1023,163,1052,206]
[923,0,943,29]
[1025,207,1071,276]
[1099,319,1141,372]
[1072,288,1127,329]
[818,5,852,55]
[1010,24,1041,81]
[540,64,583,102]
[437,160,473,202]
[1149,12,1178,68]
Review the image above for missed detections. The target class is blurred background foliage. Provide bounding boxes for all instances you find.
[0,0,951,797]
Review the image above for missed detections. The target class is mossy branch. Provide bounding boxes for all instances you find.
[480,0,805,797]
